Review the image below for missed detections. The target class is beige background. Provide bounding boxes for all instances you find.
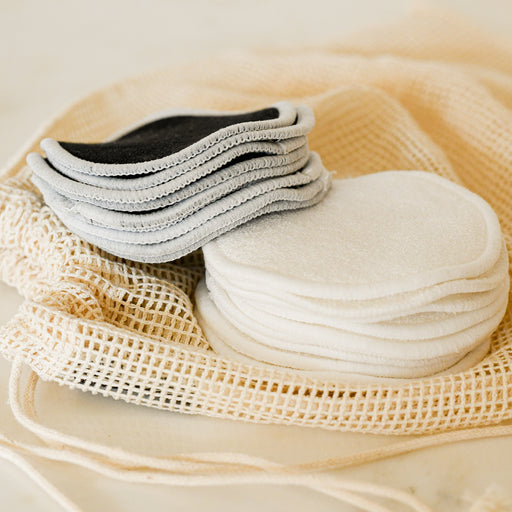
[1,1,512,511]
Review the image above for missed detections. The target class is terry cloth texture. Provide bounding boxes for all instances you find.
[203,172,503,300]
[198,174,509,379]
[200,274,506,363]
[195,279,494,381]
[206,244,510,322]
[27,102,330,261]
[3,9,512,438]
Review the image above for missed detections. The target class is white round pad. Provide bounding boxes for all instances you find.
[204,171,503,300]
[201,273,508,361]
[205,242,509,323]
[194,280,493,380]
[219,277,509,339]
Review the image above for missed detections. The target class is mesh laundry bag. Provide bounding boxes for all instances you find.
[2,7,512,512]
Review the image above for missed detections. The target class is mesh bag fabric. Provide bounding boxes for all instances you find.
[2,8,512,437]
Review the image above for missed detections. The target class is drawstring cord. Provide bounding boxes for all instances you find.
[4,358,512,512]
[0,356,436,512]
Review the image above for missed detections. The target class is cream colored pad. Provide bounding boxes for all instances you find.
[219,279,510,339]
[200,273,506,364]
[195,279,494,379]
[199,172,508,378]
[206,244,509,322]
[203,172,503,300]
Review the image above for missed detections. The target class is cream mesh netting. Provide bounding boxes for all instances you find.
[2,12,512,510]
[2,9,512,437]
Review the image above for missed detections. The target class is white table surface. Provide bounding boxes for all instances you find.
[1,1,512,510]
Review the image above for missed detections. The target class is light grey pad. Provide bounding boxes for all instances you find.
[203,172,504,300]
[28,137,307,211]
[30,143,309,217]
[43,136,309,191]
[41,102,314,178]
[32,149,310,230]
[201,271,508,361]
[194,279,492,380]
[205,241,509,322]
[43,166,332,263]
[36,153,326,243]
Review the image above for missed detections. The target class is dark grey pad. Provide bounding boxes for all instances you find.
[59,107,279,164]
[40,101,311,177]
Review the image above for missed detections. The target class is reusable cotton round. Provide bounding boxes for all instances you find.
[194,280,496,381]
[201,270,508,361]
[198,171,510,380]
[203,171,503,300]
[205,246,509,323]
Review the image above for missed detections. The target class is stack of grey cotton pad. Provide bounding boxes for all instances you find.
[196,171,510,381]
[27,101,331,262]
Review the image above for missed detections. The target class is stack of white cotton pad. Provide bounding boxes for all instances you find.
[27,102,331,263]
[196,171,510,381]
